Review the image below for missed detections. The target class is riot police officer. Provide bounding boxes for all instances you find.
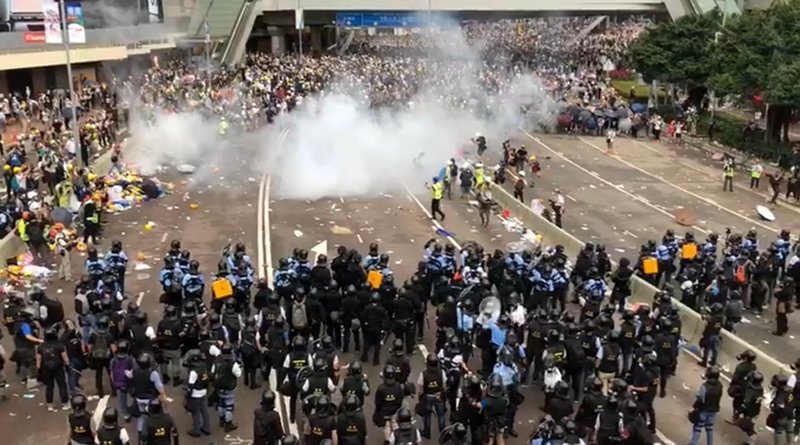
[141,398,178,445]
[213,344,241,432]
[337,394,367,445]
[254,390,284,445]
[481,375,508,445]
[184,350,211,437]
[340,361,370,409]
[281,336,312,423]
[389,408,420,445]
[156,305,183,386]
[304,395,338,445]
[417,354,447,439]
[96,408,132,445]
[374,364,405,443]
[68,394,95,445]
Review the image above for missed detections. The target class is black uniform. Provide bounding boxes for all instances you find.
[253,406,283,445]
[360,303,388,365]
[68,412,95,444]
[142,412,177,445]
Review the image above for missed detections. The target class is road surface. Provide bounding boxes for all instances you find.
[492,131,800,364]
[0,129,779,445]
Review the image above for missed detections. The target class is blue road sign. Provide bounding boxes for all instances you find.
[336,11,435,28]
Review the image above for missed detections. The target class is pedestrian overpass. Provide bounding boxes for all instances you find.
[188,0,739,66]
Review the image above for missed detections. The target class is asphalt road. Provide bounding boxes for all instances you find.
[0,129,784,445]
[490,131,800,364]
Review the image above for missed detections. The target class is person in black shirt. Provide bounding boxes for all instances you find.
[360,293,388,365]
[37,327,70,411]
[141,398,178,445]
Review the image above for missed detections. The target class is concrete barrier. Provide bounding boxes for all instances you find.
[488,181,794,379]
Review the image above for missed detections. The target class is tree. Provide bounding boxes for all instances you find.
[629,11,719,106]
[708,2,800,143]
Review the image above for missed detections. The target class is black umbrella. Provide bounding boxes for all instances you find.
[579,110,592,122]
[592,109,605,117]
[605,109,618,119]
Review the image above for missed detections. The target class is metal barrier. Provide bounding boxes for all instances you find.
[488,180,794,379]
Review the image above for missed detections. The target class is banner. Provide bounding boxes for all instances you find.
[65,2,86,43]
[42,0,60,43]
[43,1,85,44]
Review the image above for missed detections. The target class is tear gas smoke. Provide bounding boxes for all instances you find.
[123,20,559,199]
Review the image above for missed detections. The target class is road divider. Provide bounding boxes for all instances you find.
[487,180,794,380]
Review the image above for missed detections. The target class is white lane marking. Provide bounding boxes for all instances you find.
[404,184,462,250]
[519,129,709,235]
[160,232,168,243]
[578,136,779,234]
[356,234,363,244]
[634,139,800,217]
[91,395,110,431]
[623,230,638,239]
[135,291,145,306]
[260,128,289,434]
[566,194,577,202]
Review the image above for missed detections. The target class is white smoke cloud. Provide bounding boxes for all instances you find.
[123,20,560,199]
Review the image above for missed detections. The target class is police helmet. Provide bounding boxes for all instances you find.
[315,395,332,413]
[550,425,566,440]
[587,376,603,393]
[705,366,720,381]
[292,336,307,351]
[275,315,286,327]
[382,364,397,380]
[102,407,119,428]
[147,398,163,414]
[749,370,764,386]
[607,330,621,343]
[170,240,181,250]
[117,339,131,355]
[298,249,308,260]
[209,313,221,326]
[426,353,439,368]
[349,361,363,376]
[71,394,87,413]
[260,389,276,409]
[396,407,413,423]
[137,353,153,369]
[313,357,328,373]
[321,335,334,350]
[164,305,177,317]
[343,394,360,412]
[97,316,110,330]
[453,422,467,440]
[392,338,404,356]
[370,292,381,304]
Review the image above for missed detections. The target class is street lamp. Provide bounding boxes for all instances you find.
[58,0,81,166]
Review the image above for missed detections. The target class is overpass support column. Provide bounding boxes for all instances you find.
[311,26,322,54]
[268,26,286,56]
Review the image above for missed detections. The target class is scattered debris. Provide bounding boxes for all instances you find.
[177,164,196,174]
[331,226,353,235]
[293,230,304,237]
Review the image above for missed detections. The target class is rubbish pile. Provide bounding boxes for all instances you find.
[102,165,170,214]
[0,252,54,296]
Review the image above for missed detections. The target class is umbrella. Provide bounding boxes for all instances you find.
[616,108,630,119]
[592,109,605,117]
[579,110,591,122]
[630,103,647,114]
[585,118,598,130]
[51,207,74,227]
[604,109,618,119]
[618,118,632,132]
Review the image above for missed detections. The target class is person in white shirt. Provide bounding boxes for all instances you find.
[606,129,616,154]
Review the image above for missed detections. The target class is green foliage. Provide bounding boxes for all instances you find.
[629,11,719,87]
[695,112,793,161]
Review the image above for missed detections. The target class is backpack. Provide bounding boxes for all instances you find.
[91,332,111,361]
[735,264,747,284]
[291,302,308,329]
[41,343,59,369]
[110,356,133,391]
[514,178,524,191]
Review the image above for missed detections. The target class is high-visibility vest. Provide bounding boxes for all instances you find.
[475,169,485,186]
[751,167,762,179]
[17,219,28,242]
[431,183,443,200]
[724,165,734,178]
